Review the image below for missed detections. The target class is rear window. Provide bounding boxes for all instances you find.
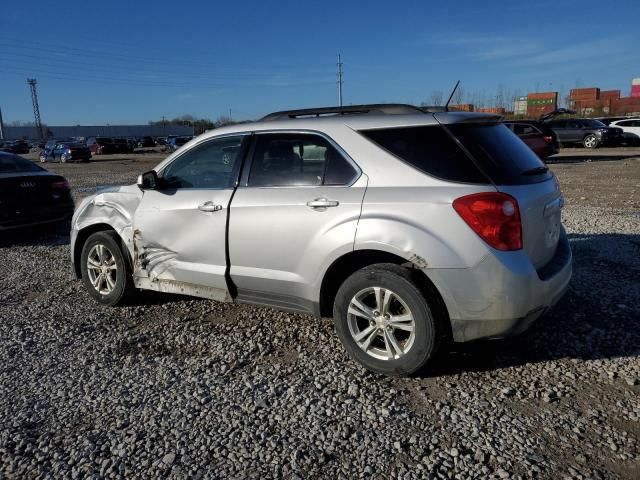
[447,124,551,185]
[360,125,488,184]
[361,124,550,185]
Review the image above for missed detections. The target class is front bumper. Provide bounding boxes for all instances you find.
[428,230,572,342]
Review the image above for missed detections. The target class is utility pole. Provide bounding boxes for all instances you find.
[27,78,44,140]
[0,106,5,140]
[337,54,344,107]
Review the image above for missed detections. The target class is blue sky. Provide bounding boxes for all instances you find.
[1,0,639,125]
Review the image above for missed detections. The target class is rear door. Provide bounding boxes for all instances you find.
[228,131,365,311]
[132,135,248,299]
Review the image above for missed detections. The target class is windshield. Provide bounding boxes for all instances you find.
[583,119,607,128]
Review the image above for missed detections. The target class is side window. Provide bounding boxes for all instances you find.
[551,120,566,128]
[512,124,537,135]
[567,120,581,128]
[162,135,245,189]
[248,133,357,187]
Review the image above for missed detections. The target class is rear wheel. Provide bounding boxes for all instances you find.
[583,134,598,149]
[81,231,133,306]
[333,264,441,376]
[39,154,47,163]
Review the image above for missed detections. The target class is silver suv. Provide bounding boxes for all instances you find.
[71,104,572,376]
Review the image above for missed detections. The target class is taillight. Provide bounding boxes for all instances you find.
[51,179,70,190]
[543,135,554,143]
[452,192,522,251]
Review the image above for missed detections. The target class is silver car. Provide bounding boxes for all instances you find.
[70,104,572,375]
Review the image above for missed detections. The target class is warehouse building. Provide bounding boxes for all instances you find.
[3,124,194,141]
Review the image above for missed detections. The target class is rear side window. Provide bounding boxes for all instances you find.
[360,125,488,184]
[248,133,358,187]
[447,123,551,185]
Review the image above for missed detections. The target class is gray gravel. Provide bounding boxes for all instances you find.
[0,160,639,479]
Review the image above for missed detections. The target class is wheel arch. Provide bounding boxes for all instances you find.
[318,249,451,339]
[73,223,132,278]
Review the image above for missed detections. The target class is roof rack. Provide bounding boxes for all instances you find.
[261,103,425,121]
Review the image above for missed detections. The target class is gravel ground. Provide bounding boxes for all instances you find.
[0,152,639,479]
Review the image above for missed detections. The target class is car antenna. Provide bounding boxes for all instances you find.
[444,80,460,112]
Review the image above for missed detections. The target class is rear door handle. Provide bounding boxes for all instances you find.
[306,197,339,209]
[198,201,223,213]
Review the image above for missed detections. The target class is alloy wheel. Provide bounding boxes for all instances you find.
[347,287,416,360]
[86,244,118,295]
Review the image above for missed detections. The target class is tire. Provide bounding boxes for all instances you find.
[39,155,46,163]
[60,155,68,163]
[333,263,441,376]
[80,231,134,306]
[583,134,599,149]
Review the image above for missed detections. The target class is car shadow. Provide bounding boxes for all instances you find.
[423,232,640,377]
[0,224,71,248]
[547,153,640,164]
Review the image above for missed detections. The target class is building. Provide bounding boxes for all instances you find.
[526,92,558,117]
[450,104,474,112]
[513,96,527,116]
[569,84,640,115]
[4,124,194,140]
[632,78,640,98]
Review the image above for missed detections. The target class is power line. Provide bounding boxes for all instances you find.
[27,78,43,139]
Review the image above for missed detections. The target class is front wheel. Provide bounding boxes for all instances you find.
[333,264,441,376]
[583,134,599,149]
[80,231,134,306]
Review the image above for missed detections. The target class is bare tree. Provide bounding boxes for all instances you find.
[451,86,465,106]
[430,90,444,106]
[495,84,505,109]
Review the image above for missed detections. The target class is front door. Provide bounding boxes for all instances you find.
[228,131,366,312]
[132,134,248,301]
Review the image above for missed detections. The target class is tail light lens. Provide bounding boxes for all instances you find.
[543,135,554,143]
[51,179,70,190]
[453,192,522,251]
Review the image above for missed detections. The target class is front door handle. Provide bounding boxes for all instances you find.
[198,201,223,213]
[306,197,340,209]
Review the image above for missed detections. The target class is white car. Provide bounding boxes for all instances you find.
[70,104,572,376]
[610,118,640,145]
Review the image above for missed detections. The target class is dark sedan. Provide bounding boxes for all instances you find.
[545,118,623,148]
[504,120,559,159]
[39,142,92,163]
[0,152,74,231]
[0,140,30,155]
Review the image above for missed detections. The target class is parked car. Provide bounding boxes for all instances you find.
[609,118,640,146]
[166,135,193,153]
[39,142,92,163]
[503,120,559,159]
[86,137,129,155]
[139,136,156,148]
[0,140,30,155]
[0,152,74,230]
[545,118,623,148]
[70,104,571,376]
[112,138,134,153]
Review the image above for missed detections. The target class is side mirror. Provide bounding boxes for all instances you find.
[137,170,160,190]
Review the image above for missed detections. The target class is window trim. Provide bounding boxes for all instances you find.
[239,129,361,189]
[158,133,251,191]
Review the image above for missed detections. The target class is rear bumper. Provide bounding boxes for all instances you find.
[429,229,572,342]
